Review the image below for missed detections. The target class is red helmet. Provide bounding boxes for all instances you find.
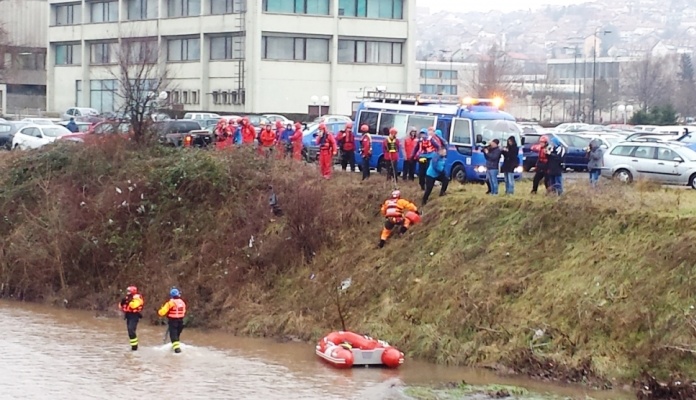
[318,123,327,131]
[126,286,138,295]
[360,124,369,133]
[346,121,354,129]
[389,127,398,135]
[275,121,283,128]
[391,190,401,199]
[540,135,549,143]
[294,122,302,130]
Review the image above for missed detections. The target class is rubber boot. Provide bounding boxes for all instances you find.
[399,226,408,235]
[378,239,385,248]
[174,348,182,354]
[131,345,138,351]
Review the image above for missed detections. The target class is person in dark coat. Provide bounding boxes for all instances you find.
[501,136,520,195]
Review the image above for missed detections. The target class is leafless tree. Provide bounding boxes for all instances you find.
[593,79,619,122]
[531,79,562,121]
[469,45,518,98]
[111,37,171,144]
[623,54,675,111]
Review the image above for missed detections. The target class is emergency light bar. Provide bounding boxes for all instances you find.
[363,91,505,108]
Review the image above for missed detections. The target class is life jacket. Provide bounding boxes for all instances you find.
[318,133,333,151]
[167,298,186,319]
[121,294,144,313]
[421,138,435,154]
[384,199,403,218]
[360,134,372,154]
[386,137,398,154]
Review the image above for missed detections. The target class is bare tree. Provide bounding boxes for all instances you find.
[623,54,675,111]
[111,37,171,144]
[593,79,619,123]
[531,79,562,121]
[470,45,518,98]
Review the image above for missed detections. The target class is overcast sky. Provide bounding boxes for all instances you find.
[420,0,593,13]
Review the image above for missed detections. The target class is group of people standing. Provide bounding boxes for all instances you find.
[480,137,521,195]
[529,135,567,195]
[213,118,304,161]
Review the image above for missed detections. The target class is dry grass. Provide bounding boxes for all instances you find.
[1,141,696,384]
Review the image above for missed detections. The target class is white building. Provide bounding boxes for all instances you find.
[415,60,477,96]
[47,0,416,116]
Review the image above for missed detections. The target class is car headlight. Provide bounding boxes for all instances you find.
[514,166,523,173]
[475,165,487,173]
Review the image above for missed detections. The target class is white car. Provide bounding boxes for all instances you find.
[12,124,72,150]
[314,115,352,124]
[62,107,100,122]
[183,112,220,121]
[22,118,55,126]
[263,114,292,125]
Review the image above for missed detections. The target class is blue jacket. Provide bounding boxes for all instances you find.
[280,128,293,143]
[66,121,79,133]
[426,154,447,178]
[233,127,242,144]
[435,129,449,147]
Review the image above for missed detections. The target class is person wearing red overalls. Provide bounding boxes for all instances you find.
[158,287,187,354]
[315,123,337,179]
[402,127,418,181]
[359,124,372,180]
[336,121,356,172]
[119,285,144,351]
[378,190,420,248]
[240,117,256,144]
[290,122,304,161]
[259,124,277,157]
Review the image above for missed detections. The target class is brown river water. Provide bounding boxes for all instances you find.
[0,301,633,399]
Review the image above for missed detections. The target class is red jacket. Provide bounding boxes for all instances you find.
[241,124,256,144]
[531,143,549,164]
[260,128,276,146]
[360,134,372,155]
[316,132,337,154]
[404,137,418,160]
[382,136,400,161]
[336,129,356,151]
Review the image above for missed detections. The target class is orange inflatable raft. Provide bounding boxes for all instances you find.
[316,331,404,369]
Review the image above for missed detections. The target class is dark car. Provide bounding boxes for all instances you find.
[153,120,213,148]
[522,132,591,171]
[0,121,30,150]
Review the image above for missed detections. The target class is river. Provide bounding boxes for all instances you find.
[0,301,633,399]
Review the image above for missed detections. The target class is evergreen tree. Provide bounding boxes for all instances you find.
[679,53,694,82]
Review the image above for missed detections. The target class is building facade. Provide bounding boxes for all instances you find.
[47,0,416,116]
[0,0,49,115]
[415,60,477,96]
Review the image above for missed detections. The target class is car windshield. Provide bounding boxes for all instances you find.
[42,126,71,137]
[679,133,696,144]
[473,120,522,146]
[0,124,11,133]
[556,134,591,148]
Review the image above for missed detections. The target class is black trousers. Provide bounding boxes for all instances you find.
[385,159,398,182]
[361,154,371,180]
[532,165,549,193]
[422,174,449,205]
[418,159,431,190]
[168,318,185,352]
[402,160,416,181]
[125,313,141,349]
[341,150,356,172]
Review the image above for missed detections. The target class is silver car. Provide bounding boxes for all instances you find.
[602,141,696,189]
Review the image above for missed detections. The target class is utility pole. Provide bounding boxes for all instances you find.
[591,29,611,124]
[449,49,463,95]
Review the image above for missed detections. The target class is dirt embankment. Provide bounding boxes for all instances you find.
[2,140,696,398]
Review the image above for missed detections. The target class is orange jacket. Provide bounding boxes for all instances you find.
[158,298,187,319]
[120,293,144,313]
[404,137,418,160]
[241,124,256,144]
[260,128,276,146]
[381,198,417,219]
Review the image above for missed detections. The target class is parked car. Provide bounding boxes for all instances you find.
[57,120,91,133]
[553,123,590,132]
[521,132,545,171]
[314,115,352,124]
[522,132,592,171]
[264,114,292,125]
[60,121,132,143]
[21,118,55,126]
[0,121,29,150]
[602,140,696,188]
[302,121,350,163]
[152,120,213,147]
[12,124,72,150]
[578,134,622,150]
[183,112,220,121]
[62,107,101,123]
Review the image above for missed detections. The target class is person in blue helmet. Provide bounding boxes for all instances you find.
[158,287,187,353]
[412,128,440,190]
[434,128,448,148]
[546,137,566,195]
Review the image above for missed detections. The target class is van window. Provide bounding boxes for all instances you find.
[407,115,436,133]
[436,119,450,137]
[358,111,379,135]
[473,120,521,147]
[610,145,635,156]
[450,118,472,145]
[378,113,408,138]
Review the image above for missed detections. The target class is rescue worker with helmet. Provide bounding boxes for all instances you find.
[279,122,294,158]
[336,121,356,172]
[259,123,277,157]
[119,285,144,351]
[240,117,256,144]
[290,122,304,161]
[382,128,401,182]
[402,127,418,181]
[379,190,420,248]
[359,124,372,180]
[316,123,337,179]
[412,129,440,190]
[158,287,187,354]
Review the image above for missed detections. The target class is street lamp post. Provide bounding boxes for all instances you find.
[617,104,633,125]
[449,49,463,95]
[591,29,611,124]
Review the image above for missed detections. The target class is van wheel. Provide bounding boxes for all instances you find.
[451,164,467,184]
[613,169,633,183]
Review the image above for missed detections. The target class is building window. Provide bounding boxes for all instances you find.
[338,0,403,19]
[55,44,82,66]
[262,36,329,62]
[90,42,118,65]
[90,1,119,23]
[16,52,46,70]
[167,38,200,61]
[168,0,201,17]
[54,3,81,25]
[210,35,245,60]
[76,80,83,107]
[263,0,330,15]
[420,84,457,95]
[127,0,158,20]
[338,40,402,64]
[420,69,457,80]
[124,40,159,63]
[90,79,117,112]
[210,0,245,13]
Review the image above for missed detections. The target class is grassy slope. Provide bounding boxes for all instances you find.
[1,140,696,384]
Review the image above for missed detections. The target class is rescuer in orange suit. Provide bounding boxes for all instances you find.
[316,123,337,179]
[239,117,256,144]
[378,190,420,248]
[290,122,304,161]
[158,287,187,354]
[259,124,277,157]
[119,285,144,351]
